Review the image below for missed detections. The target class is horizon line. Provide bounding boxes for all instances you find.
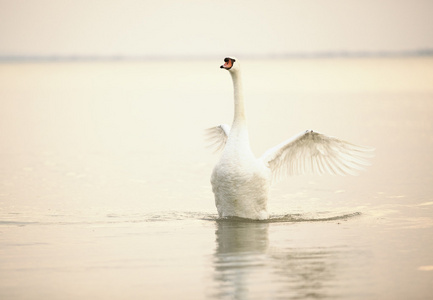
[1,49,433,62]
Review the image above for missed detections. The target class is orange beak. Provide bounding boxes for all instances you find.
[220,58,234,70]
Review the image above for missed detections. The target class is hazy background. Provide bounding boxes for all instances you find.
[1,0,433,59]
[2,1,433,299]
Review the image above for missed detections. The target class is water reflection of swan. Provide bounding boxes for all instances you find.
[213,220,269,299]
[212,219,342,299]
[208,57,373,220]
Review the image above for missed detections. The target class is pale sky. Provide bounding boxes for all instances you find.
[1,0,432,57]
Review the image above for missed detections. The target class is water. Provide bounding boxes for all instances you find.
[1,58,433,299]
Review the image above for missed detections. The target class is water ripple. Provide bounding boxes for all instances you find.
[0,210,361,227]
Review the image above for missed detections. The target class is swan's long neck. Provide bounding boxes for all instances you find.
[230,70,246,127]
[225,68,255,158]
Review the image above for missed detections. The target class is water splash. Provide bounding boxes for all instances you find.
[0,209,361,227]
[211,212,362,223]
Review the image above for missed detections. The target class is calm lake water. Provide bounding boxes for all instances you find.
[1,58,433,299]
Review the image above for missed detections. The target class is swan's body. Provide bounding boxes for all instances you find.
[208,57,372,220]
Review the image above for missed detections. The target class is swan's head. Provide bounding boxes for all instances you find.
[220,57,239,72]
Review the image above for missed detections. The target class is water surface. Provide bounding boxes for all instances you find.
[1,58,433,299]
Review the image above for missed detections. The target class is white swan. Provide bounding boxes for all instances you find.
[208,57,373,220]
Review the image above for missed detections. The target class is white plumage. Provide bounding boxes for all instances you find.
[208,57,373,220]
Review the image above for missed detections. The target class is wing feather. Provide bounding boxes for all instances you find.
[261,130,374,183]
[205,124,230,153]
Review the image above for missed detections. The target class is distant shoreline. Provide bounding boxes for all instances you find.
[1,49,432,62]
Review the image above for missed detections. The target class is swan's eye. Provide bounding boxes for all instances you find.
[224,58,229,63]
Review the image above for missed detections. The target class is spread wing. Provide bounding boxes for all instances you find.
[205,124,230,153]
[261,130,374,183]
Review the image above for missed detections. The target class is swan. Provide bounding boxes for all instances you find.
[207,57,373,220]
